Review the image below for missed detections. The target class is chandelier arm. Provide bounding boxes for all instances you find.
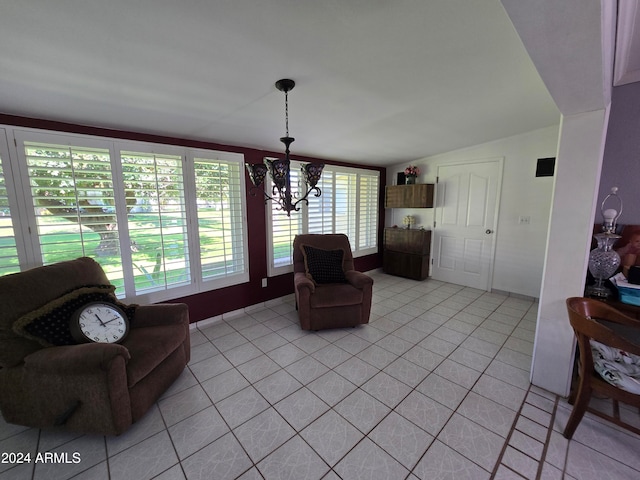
[263,191,276,204]
[292,186,322,210]
[247,184,279,206]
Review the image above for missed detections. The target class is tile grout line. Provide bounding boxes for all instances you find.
[0,275,559,480]
[535,394,562,480]
[176,282,519,479]
[489,383,537,479]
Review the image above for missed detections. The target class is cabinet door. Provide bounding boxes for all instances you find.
[384,228,431,255]
[411,184,434,208]
[383,250,429,280]
[384,184,434,208]
[385,185,410,208]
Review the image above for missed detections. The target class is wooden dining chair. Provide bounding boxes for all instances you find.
[564,297,640,439]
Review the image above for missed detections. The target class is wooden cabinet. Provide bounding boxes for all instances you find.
[384,184,434,208]
[383,183,434,280]
[383,228,431,280]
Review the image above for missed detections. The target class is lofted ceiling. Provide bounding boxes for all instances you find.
[0,0,562,165]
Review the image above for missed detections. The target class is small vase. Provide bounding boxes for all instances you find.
[405,175,416,185]
[586,232,621,298]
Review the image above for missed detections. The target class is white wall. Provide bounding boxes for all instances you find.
[532,109,608,396]
[387,125,559,298]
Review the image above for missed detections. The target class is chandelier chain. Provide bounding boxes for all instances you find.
[284,90,289,137]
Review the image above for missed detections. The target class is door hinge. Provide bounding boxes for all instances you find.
[14,137,17,147]
[436,176,439,183]
[431,258,434,264]
[433,221,436,228]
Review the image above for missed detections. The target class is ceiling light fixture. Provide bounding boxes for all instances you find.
[246,79,324,216]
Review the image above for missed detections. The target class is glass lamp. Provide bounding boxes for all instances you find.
[586,187,623,298]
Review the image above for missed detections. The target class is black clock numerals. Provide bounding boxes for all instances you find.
[73,302,128,344]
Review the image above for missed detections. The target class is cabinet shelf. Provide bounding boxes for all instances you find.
[384,184,434,208]
[383,228,431,280]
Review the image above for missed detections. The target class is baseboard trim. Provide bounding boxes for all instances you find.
[491,289,538,302]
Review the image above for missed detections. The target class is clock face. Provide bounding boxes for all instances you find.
[73,302,128,343]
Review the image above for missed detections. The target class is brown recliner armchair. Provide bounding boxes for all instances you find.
[0,257,190,436]
[293,234,373,330]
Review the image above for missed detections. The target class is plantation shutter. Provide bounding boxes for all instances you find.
[335,171,357,247]
[358,172,379,250]
[307,170,333,234]
[22,141,125,285]
[270,163,303,269]
[120,151,189,293]
[268,163,379,272]
[0,154,19,276]
[194,157,246,279]
[307,169,358,248]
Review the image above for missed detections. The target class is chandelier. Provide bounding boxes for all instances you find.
[245,79,324,216]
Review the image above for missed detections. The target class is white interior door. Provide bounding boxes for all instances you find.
[431,159,502,290]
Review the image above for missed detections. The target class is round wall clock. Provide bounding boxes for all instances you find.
[70,302,129,344]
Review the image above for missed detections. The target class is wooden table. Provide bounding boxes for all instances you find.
[600,298,640,320]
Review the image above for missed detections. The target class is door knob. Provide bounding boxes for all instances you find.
[485,229,493,234]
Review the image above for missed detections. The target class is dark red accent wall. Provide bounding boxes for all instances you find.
[0,114,386,322]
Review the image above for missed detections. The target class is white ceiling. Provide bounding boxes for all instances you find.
[0,0,562,165]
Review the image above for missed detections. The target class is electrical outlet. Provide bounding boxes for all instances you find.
[261,278,268,288]
[518,215,531,225]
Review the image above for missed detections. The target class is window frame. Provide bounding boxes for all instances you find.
[0,128,28,275]
[188,147,250,292]
[266,160,379,277]
[5,126,249,304]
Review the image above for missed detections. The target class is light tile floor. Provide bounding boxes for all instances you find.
[2,271,640,479]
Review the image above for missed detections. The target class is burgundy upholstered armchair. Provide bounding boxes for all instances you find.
[0,257,190,435]
[293,234,374,330]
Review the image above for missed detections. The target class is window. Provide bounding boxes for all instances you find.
[308,171,358,241]
[0,133,20,276]
[5,129,248,303]
[266,161,379,275]
[193,153,248,282]
[22,139,125,283]
[270,166,303,269]
[357,171,379,251]
[121,150,188,293]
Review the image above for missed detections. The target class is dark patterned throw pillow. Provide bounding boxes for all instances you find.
[13,285,136,348]
[301,245,347,284]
